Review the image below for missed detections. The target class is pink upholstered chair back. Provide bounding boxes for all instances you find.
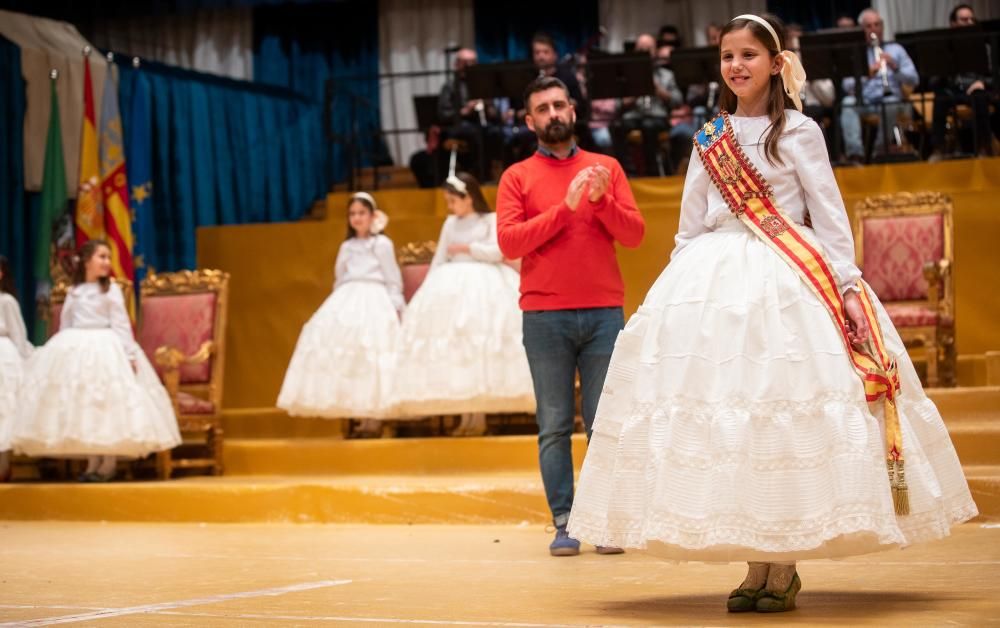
[48,302,64,339]
[139,292,218,384]
[401,264,431,303]
[397,240,437,304]
[861,213,944,302]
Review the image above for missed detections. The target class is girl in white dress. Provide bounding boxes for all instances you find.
[277,192,404,424]
[13,240,180,482]
[0,256,33,481]
[567,14,976,613]
[393,173,535,434]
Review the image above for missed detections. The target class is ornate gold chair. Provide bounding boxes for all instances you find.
[854,192,956,387]
[137,270,230,478]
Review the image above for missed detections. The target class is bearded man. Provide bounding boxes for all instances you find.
[496,75,645,557]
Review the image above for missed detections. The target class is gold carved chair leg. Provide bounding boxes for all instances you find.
[925,333,939,388]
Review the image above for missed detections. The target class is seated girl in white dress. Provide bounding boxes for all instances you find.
[0,255,33,481]
[13,240,180,482]
[393,172,535,435]
[278,192,405,426]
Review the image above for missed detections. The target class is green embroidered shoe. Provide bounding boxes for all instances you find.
[727,587,761,613]
[755,572,801,613]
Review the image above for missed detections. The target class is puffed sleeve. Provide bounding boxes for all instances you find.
[430,216,452,270]
[59,289,76,332]
[670,145,711,260]
[333,241,349,291]
[1,296,33,359]
[108,283,139,361]
[375,235,406,313]
[791,120,862,292]
[468,213,504,263]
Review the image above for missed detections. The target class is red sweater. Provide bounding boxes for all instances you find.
[496,149,645,311]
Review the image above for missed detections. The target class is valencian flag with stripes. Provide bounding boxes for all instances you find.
[75,52,104,246]
[98,63,135,290]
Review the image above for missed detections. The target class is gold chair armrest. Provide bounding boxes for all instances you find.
[922,260,949,314]
[154,341,216,416]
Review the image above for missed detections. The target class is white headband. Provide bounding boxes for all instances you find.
[445,144,468,195]
[351,191,389,235]
[730,14,807,112]
[732,14,780,49]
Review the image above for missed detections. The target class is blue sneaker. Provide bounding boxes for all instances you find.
[549,526,581,556]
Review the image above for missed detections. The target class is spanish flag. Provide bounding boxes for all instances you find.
[98,63,135,285]
[75,53,104,246]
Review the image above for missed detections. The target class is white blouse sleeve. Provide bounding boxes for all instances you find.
[430,217,451,270]
[59,290,76,332]
[671,145,711,260]
[375,236,406,313]
[108,283,139,361]
[333,242,349,291]
[791,121,863,292]
[2,296,33,359]
[469,213,504,263]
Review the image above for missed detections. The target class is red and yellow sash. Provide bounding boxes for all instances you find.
[694,112,908,515]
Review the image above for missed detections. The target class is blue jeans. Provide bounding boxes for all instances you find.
[522,307,625,528]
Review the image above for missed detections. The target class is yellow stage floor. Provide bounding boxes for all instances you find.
[2,521,999,626]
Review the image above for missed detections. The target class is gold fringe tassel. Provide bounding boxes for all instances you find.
[887,458,910,516]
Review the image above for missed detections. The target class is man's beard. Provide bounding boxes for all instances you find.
[538,118,574,144]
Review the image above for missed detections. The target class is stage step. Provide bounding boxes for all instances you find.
[965,465,1000,521]
[0,473,550,524]
[2,388,997,524]
[223,435,583,476]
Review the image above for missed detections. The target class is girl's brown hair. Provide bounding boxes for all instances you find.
[718,14,795,165]
[72,240,112,293]
[443,172,492,214]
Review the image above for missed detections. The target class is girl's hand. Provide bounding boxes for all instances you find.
[447,243,471,256]
[843,291,871,347]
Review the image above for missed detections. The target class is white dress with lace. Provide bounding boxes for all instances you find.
[567,111,977,561]
[0,292,33,452]
[12,283,180,457]
[393,212,535,416]
[277,234,404,419]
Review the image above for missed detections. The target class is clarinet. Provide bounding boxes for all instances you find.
[869,32,892,97]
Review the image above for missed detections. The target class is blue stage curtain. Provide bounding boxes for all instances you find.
[253,0,381,184]
[0,36,39,334]
[472,0,600,63]
[115,58,325,272]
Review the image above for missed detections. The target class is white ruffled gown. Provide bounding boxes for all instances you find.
[13,282,180,457]
[567,111,977,561]
[0,292,33,455]
[277,234,404,419]
[393,212,535,416]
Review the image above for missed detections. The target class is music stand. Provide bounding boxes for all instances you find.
[798,29,868,89]
[465,61,540,101]
[895,26,989,79]
[412,95,440,132]
[670,46,719,91]
[586,52,654,99]
[798,29,872,162]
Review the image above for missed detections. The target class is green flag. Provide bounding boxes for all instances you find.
[34,73,68,342]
